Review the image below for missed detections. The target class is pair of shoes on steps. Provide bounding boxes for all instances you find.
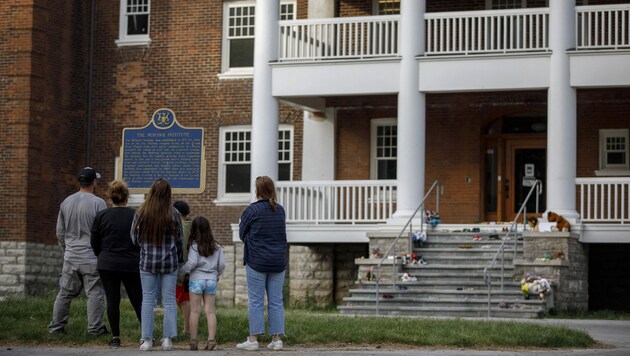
[204,339,217,350]
[268,339,283,350]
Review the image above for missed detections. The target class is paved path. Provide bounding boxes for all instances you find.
[1,318,629,355]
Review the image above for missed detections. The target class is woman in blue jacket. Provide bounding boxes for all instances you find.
[236,176,287,351]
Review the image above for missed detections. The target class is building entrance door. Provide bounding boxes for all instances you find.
[482,115,546,222]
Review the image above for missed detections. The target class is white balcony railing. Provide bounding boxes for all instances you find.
[426,8,549,55]
[279,15,400,61]
[276,180,397,224]
[577,177,630,223]
[576,4,630,50]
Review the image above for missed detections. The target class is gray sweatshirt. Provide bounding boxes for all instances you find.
[182,242,226,281]
[56,191,107,264]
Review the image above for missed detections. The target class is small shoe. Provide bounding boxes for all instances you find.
[162,337,173,351]
[205,339,217,351]
[108,337,121,348]
[236,338,259,351]
[268,339,283,350]
[189,339,198,350]
[139,339,153,351]
[419,258,428,265]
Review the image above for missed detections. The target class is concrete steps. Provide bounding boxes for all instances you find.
[339,230,547,318]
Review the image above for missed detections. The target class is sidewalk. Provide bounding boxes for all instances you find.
[2,318,629,355]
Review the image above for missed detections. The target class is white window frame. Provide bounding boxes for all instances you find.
[219,0,296,79]
[216,125,294,205]
[370,118,397,180]
[373,0,400,15]
[116,0,151,47]
[596,129,630,176]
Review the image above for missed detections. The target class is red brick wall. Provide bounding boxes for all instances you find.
[1,1,91,244]
[88,1,304,244]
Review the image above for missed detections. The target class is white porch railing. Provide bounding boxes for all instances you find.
[425,8,549,55]
[275,180,397,224]
[279,15,399,61]
[576,4,630,50]
[576,177,630,223]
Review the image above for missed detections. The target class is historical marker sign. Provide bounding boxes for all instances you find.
[120,108,205,194]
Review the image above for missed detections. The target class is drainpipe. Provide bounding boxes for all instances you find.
[86,0,96,165]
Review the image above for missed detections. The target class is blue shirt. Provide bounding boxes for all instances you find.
[131,207,183,274]
[239,199,287,273]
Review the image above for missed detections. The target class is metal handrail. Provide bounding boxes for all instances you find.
[483,179,542,318]
[374,180,441,315]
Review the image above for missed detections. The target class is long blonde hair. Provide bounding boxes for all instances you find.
[255,176,277,211]
[132,178,176,246]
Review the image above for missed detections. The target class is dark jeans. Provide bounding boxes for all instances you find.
[98,269,142,336]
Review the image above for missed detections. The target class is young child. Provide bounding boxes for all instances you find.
[181,216,226,351]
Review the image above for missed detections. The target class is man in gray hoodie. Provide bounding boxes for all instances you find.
[48,167,107,336]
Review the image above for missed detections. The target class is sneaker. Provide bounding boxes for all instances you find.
[236,338,259,351]
[162,337,173,351]
[108,337,121,348]
[268,339,283,350]
[139,339,153,351]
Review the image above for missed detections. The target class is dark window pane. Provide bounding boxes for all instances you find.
[377,160,396,180]
[279,163,290,181]
[230,38,254,68]
[608,152,626,164]
[127,14,148,35]
[226,164,251,193]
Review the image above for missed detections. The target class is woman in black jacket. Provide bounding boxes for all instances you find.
[90,180,142,348]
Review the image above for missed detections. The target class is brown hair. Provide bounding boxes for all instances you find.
[188,216,217,257]
[132,178,176,246]
[108,179,129,205]
[255,176,277,211]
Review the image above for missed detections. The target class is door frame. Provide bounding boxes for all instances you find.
[505,137,546,222]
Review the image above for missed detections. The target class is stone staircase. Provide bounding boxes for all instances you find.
[338,230,548,318]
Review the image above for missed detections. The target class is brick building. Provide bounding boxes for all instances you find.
[1,0,630,312]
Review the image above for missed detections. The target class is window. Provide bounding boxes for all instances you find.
[371,119,397,180]
[221,1,296,77]
[599,129,629,173]
[487,0,525,9]
[375,0,400,15]
[217,125,293,203]
[116,0,151,47]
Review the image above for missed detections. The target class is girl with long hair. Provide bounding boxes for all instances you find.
[131,178,183,351]
[181,216,226,350]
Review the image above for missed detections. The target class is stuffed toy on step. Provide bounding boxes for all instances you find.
[547,211,570,232]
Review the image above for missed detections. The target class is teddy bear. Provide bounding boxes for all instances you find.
[527,216,539,232]
[547,211,570,232]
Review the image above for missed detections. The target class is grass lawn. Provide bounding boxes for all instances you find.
[0,294,597,350]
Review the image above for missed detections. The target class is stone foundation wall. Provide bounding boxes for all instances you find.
[0,241,63,299]
[515,232,588,311]
[334,244,368,304]
[217,245,235,307]
[289,244,334,307]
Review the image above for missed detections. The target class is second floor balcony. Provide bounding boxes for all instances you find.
[272,4,630,102]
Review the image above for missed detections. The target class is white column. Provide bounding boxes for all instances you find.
[392,0,426,222]
[547,0,578,220]
[302,110,336,180]
[251,0,280,192]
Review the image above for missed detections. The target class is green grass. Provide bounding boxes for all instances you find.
[0,294,597,349]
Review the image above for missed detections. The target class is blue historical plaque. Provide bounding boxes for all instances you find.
[120,108,205,194]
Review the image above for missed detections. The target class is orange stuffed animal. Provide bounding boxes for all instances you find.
[547,211,570,232]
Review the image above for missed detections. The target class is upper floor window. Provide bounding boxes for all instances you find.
[221,1,296,77]
[487,0,524,9]
[371,119,397,180]
[217,125,293,204]
[375,0,400,15]
[116,0,151,47]
[598,129,629,174]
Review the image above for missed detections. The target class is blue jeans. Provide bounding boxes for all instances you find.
[246,265,285,336]
[140,269,178,339]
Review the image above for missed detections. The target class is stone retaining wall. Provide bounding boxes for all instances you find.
[0,241,63,299]
[514,232,588,311]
